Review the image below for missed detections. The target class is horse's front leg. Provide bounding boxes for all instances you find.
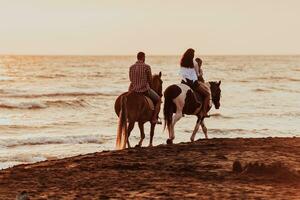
[127,122,135,148]
[190,117,202,142]
[201,120,208,139]
[136,122,145,147]
[149,123,155,147]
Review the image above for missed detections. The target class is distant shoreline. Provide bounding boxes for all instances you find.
[0,137,299,199]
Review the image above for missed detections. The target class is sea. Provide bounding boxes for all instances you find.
[0,55,299,169]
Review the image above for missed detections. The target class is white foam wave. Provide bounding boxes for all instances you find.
[45,99,90,108]
[0,101,47,109]
[0,134,107,148]
[1,89,123,98]
[0,155,47,169]
[3,92,109,98]
[0,86,126,99]
[0,99,91,110]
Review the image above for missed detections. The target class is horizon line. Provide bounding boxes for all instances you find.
[0,53,299,57]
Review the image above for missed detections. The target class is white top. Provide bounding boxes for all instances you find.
[179,61,199,82]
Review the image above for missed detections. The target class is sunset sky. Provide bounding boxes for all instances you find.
[0,0,299,55]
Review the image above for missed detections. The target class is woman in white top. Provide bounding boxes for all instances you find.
[179,48,210,117]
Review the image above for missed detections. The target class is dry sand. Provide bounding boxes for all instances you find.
[0,137,299,199]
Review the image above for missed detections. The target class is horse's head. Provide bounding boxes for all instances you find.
[209,81,222,109]
[151,71,163,97]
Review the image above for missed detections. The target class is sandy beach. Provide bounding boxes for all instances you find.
[1,1,300,199]
[0,137,299,199]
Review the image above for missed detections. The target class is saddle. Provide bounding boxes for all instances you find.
[181,79,203,102]
[144,96,155,111]
[123,92,155,110]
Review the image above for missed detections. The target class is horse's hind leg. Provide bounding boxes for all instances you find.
[127,122,135,148]
[149,123,155,147]
[190,117,202,142]
[167,111,182,144]
[136,122,145,147]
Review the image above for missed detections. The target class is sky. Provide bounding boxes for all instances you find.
[0,0,299,55]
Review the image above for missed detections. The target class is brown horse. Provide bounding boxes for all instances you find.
[163,81,221,144]
[114,72,163,149]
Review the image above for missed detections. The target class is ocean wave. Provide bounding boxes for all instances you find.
[45,99,89,108]
[0,134,107,148]
[249,86,300,93]
[267,86,300,93]
[0,124,50,130]
[207,128,271,136]
[182,128,249,136]
[255,76,300,82]
[0,102,47,109]
[210,113,234,119]
[253,88,271,92]
[3,91,119,98]
[232,80,251,83]
[253,111,300,117]
[0,156,47,169]
[1,155,47,164]
[288,78,300,82]
[0,98,93,110]
[36,74,67,79]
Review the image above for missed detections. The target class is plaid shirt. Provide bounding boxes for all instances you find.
[129,61,152,93]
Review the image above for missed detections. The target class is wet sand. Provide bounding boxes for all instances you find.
[0,137,299,199]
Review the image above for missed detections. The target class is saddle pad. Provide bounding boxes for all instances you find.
[144,96,155,111]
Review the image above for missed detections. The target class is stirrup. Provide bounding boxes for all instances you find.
[152,117,162,125]
[156,119,162,125]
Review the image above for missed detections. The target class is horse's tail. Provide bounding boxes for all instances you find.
[116,95,128,150]
[163,86,176,133]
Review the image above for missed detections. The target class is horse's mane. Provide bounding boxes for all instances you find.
[152,73,162,84]
[209,81,221,89]
[208,81,221,103]
[152,74,160,79]
[151,73,163,97]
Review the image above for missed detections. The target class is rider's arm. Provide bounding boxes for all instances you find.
[129,66,133,82]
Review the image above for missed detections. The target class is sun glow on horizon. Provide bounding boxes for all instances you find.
[0,0,299,55]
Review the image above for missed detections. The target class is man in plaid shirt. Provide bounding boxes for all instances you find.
[129,52,161,124]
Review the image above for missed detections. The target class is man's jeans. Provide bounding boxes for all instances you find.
[145,89,160,103]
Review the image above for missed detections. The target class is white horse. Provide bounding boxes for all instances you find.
[163,81,221,144]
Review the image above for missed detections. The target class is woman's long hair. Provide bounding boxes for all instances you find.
[180,48,195,68]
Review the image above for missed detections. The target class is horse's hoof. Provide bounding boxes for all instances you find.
[135,144,141,148]
[166,139,173,145]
